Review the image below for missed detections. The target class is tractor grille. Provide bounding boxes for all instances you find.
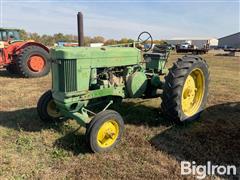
[58,59,77,92]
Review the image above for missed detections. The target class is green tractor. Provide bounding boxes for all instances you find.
[37,13,209,153]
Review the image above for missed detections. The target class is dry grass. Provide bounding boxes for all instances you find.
[0,53,239,179]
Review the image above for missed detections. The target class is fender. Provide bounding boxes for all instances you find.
[15,41,49,53]
[0,41,25,64]
[2,41,49,65]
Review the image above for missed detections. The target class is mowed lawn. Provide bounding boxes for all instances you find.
[0,52,239,179]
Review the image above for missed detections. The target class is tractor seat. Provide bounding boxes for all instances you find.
[152,44,169,53]
[143,52,167,60]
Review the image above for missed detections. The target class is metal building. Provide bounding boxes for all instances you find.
[165,38,218,49]
[218,32,240,48]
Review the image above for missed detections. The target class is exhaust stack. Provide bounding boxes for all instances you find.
[77,12,84,46]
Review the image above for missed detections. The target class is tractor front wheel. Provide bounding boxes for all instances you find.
[161,55,209,123]
[37,90,62,123]
[86,110,124,153]
[16,45,50,78]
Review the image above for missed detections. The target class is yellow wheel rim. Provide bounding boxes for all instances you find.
[181,68,205,116]
[47,100,61,118]
[97,119,119,148]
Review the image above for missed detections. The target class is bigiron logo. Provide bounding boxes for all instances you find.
[181,161,237,179]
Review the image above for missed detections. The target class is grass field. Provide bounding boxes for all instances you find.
[0,52,239,179]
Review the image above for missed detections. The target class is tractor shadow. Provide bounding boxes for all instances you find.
[0,101,239,160]
[0,98,169,133]
[0,69,20,78]
[0,99,170,155]
[0,107,49,132]
[54,101,240,158]
[0,107,90,154]
[150,102,240,178]
[53,127,89,155]
[118,99,174,127]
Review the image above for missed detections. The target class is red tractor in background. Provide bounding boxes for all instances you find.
[0,28,50,77]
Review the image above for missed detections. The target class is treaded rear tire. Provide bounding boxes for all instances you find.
[16,45,50,78]
[161,55,209,124]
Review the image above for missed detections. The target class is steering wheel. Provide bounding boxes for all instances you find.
[137,31,153,52]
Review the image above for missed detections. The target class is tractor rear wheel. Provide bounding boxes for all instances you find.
[16,46,50,78]
[37,90,62,123]
[86,110,124,153]
[161,55,209,124]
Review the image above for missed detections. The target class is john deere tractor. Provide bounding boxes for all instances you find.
[37,13,209,153]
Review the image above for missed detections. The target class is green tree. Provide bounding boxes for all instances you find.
[29,33,41,42]
[15,28,160,47]
[84,36,91,46]
[41,34,55,46]
[104,39,117,45]
[152,40,167,45]
[91,36,105,43]
[127,39,134,43]
[118,38,129,44]
[53,33,67,42]
[18,29,28,40]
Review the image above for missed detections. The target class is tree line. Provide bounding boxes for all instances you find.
[19,29,165,46]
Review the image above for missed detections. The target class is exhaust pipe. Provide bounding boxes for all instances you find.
[77,12,84,46]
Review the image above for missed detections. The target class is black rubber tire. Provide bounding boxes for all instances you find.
[161,55,209,124]
[86,110,124,153]
[16,45,50,78]
[6,63,19,74]
[37,90,62,123]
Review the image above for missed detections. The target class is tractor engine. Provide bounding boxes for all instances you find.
[91,67,125,89]
[90,65,149,99]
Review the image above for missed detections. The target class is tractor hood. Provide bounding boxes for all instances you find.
[50,46,141,68]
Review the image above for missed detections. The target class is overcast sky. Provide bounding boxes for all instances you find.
[1,0,239,39]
